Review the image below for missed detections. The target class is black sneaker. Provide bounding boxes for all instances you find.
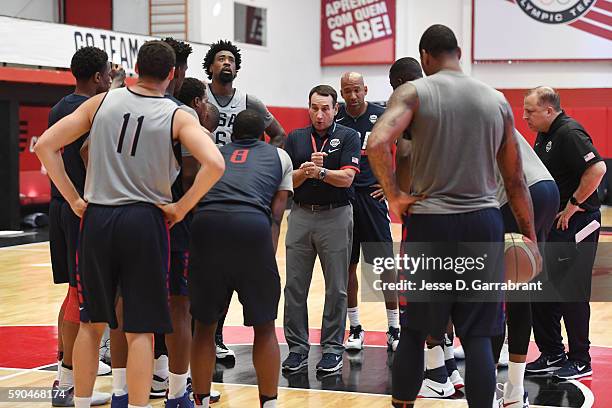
[316,353,343,373]
[553,360,592,380]
[282,352,308,371]
[525,353,567,373]
[387,327,400,352]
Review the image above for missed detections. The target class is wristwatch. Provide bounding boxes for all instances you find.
[570,196,581,206]
[319,168,328,181]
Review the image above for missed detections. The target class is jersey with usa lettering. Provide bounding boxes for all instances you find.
[335,102,384,188]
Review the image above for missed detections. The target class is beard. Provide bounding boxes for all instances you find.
[218,71,234,84]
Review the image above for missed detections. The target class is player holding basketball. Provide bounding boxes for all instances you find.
[35,40,224,408]
[368,25,540,408]
[47,46,114,407]
[188,109,292,408]
[493,131,559,407]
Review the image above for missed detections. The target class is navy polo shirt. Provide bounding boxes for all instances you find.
[285,123,361,205]
[336,102,385,188]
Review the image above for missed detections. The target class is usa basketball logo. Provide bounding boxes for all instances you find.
[516,0,596,24]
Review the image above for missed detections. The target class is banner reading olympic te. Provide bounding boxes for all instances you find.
[321,0,396,66]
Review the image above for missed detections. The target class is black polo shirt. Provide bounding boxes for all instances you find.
[285,123,361,205]
[534,111,603,211]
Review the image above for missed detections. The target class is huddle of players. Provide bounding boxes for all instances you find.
[38,24,600,408]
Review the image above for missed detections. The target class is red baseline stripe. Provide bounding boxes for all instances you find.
[570,19,612,40]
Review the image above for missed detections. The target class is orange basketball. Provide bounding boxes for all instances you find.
[504,233,537,283]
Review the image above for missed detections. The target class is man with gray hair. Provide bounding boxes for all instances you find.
[524,86,606,380]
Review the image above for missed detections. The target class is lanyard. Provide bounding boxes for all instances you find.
[311,135,329,153]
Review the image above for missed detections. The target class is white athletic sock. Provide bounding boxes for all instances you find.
[262,399,277,407]
[508,361,526,388]
[195,396,210,408]
[347,307,360,327]
[59,364,74,387]
[386,308,400,329]
[112,368,127,396]
[73,396,91,407]
[443,342,454,361]
[55,360,62,381]
[168,371,188,399]
[426,345,445,370]
[154,355,169,378]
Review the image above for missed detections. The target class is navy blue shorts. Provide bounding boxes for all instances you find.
[400,208,505,338]
[188,207,280,327]
[350,187,393,265]
[501,180,559,240]
[77,203,172,333]
[49,198,80,286]
[169,251,189,296]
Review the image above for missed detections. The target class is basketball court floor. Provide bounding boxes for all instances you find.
[2,210,612,407]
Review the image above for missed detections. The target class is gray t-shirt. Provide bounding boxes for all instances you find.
[408,70,510,214]
[496,130,554,206]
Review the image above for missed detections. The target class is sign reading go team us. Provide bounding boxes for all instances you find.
[473,0,612,61]
[321,0,396,66]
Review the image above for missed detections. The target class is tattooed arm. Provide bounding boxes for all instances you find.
[367,82,423,217]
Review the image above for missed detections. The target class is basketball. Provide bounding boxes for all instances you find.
[504,233,538,283]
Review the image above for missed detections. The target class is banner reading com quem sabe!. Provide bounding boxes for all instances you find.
[321,0,396,66]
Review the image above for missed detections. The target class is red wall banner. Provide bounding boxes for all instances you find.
[321,0,396,66]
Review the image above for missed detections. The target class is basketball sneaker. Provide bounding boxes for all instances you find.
[525,353,567,374]
[386,326,400,352]
[215,334,235,360]
[110,393,128,408]
[97,359,111,376]
[553,360,593,380]
[316,353,343,373]
[51,381,111,407]
[150,374,169,398]
[165,391,193,407]
[185,378,221,403]
[282,352,309,371]
[499,382,529,408]
[444,336,464,389]
[344,325,365,351]
[417,376,455,398]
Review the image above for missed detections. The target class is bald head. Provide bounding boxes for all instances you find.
[340,71,368,116]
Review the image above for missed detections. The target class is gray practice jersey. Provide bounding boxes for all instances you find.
[496,130,554,206]
[409,70,511,214]
[207,87,273,146]
[84,87,180,205]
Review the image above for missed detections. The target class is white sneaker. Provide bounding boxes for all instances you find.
[417,377,455,398]
[448,369,464,389]
[386,326,400,352]
[96,360,111,376]
[498,342,509,367]
[150,374,168,398]
[215,336,236,360]
[500,382,529,408]
[91,390,111,406]
[210,389,221,403]
[344,325,365,351]
[454,345,465,360]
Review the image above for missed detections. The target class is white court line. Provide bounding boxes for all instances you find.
[570,379,595,408]
[0,363,56,382]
